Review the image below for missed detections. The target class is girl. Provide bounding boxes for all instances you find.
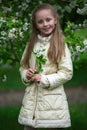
[18,3,73,130]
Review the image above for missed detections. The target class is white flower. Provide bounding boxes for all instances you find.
[78,24,82,27]
[2,74,7,82]
[12,19,16,23]
[0,36,6,40]
[22,3,27,7]
[76,46,81,52]
[39,1,43,4]
[65,6,71,13]
[8,32,16,39]
[1,31,7,36]
[24,18,28,22]
[26,0,31,3]
[10,28,16,33]
[21,3,28,10]
[2,6,12,13]
[83,39,87,46]
[19,32,24,38]
[16,12,19,17]
[34,48,45,57]
[18,5,22,9]
[0,17,6,22]
[23,23,29,31]
[33,48,46,73]
[28,13,32,17]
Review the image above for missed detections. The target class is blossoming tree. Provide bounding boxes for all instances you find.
[0,0,87,67]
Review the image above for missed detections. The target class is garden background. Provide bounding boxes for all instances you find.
[0,0,87,130]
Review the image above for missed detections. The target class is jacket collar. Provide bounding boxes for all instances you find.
[37,34,52,44]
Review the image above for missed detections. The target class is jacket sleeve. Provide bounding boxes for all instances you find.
[19,45,31,86]
[38,44,73,89]
[19,67,31,86]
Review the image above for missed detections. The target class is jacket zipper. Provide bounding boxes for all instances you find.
[33,84,38,120]
[32,60,38,120]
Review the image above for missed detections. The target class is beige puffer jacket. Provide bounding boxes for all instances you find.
[18,34,73,128]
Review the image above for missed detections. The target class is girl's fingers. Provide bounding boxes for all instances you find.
[28,68,36,74]
[26,68,36,79]
[31,74,41,82]
[26,74,31,80]
[29,68,36,72]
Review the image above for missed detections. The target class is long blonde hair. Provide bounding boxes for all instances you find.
[21,3,65,68]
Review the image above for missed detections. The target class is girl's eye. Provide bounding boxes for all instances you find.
[37,18,52,24]
[37,20,43,24]
[46,18,51,22]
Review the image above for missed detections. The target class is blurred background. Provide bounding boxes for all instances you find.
[0,0,87,130]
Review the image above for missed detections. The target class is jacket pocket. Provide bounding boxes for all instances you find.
[42,86,67,111]
[42,94,64,111]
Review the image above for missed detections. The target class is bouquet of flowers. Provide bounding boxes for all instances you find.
[33,48,47,73]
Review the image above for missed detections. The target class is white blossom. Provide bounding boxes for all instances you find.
[0,17,6,23]
[23,22,29,31]
[77,4,87,15]
[2,6,12,13]
[19,32,24,38]
[1,31,7,36]
[34,48,45,57]
[76,46,81,52]
[2,74,7,82]
[26,0,31,3]
[33,48,47,73]
[12,19,16,23]
[24,18,28,22]
[21,3,28,11]
[78,24,82,27]
[39,1,43,4]
[8,32,16,39]
[83,39,87,51]
[16,12,19,17]
[28,13,32,17]
[0,36,6,40]
[18,5,22,9]
[10,28,17,33]
[65,6,72,13]
[83,39,87,46]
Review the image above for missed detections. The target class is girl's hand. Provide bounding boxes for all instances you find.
[31,74,41,83]
[26,68,36,80]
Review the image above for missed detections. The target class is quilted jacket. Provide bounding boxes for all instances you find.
[18,34,73,128]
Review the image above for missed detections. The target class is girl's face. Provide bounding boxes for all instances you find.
[35,9,57,37]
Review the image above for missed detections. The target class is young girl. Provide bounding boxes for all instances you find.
[18,3,73,130]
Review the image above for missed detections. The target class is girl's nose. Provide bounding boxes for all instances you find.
[43,21,48,26]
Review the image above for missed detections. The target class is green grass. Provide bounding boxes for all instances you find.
[0,66,24,90]
[0,103,87,130]
[65,64,87,87]
[70,103,87,130]
[0,106,23,130]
